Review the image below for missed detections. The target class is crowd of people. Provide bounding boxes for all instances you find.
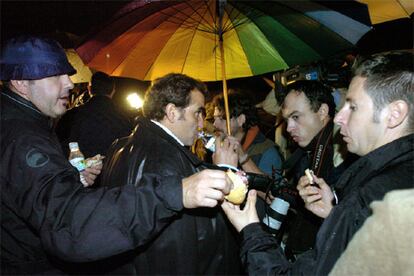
[1,35,413,275]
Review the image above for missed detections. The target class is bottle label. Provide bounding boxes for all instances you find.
[69,157,86,172]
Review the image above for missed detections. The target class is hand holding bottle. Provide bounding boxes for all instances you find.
[68,142,104,187]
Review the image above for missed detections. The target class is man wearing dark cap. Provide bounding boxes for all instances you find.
[1,36,237,274]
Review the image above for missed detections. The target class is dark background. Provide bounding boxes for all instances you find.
[1,1,127,42]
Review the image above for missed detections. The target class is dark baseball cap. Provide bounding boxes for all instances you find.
[0,36,76,80]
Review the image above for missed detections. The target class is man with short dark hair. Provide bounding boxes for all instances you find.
[101,73,242,274]
[221,50,414,275]
[1,36,235,275]
[56,71,133,158]
[278,80,353,255]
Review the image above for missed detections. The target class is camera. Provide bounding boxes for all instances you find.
[273,58,352,88]
[246,171,289,197]
[246,172,293,232]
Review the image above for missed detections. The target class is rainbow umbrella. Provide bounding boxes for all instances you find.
[77,0,371,133]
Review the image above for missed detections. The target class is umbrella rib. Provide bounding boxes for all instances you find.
[159,10,201,30]
[222,3,239,33]
[162,1,215,33]
[396,0,410,16]
[222,3,252,34]
[202,0,219,34]
[179,3,212,76]
[192,0,219,33]
[142,1,211,79]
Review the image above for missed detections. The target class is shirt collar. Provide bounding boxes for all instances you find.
[151,120,184,146]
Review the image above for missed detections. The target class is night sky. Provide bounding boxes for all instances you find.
[1,1,127,43]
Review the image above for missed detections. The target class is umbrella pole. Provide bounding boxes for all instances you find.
[217,0,231,135]
[219,39,232,136]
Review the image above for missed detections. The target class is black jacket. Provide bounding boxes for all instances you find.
[282,122,357,255]
[56,95,133,157]
[1,88,189,274]
[101,117,242,275]
[238,133,414,275]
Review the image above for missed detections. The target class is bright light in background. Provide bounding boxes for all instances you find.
[126,93,143,109]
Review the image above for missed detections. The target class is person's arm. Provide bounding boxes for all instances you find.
[8,134,230,262]
[221,190,294,275]
[240,157,264,174]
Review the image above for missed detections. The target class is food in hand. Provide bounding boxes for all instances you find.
[305,169,314,184]
[225,170,248,205]
[86,154,104,167]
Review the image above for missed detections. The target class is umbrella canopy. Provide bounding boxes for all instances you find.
[358,0,414,24]
[65,49,92,83]
[77,0,371,82]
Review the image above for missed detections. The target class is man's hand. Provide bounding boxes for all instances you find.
[297,174,334,218]
[182,169,232,208]
[212,136,239,167]
[221,190,260,232]
[80,155,104,187]
[257,190,274,204]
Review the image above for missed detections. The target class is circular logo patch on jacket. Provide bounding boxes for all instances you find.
[26,149,50,168]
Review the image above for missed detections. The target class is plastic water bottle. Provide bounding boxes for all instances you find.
[68,142,87,185]
[68,142,86,171]
[198,131,216,152]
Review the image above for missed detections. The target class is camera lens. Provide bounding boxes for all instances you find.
[262,197,290,231]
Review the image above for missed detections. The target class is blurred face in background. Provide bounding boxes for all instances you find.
[213,107,244,139]
[282,90,326,147]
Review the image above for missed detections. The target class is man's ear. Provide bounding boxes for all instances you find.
[237,114,246,127]
[10,80,30,100]
[164,103,178,123]
[387,100,409,128]
[318,103,329,121]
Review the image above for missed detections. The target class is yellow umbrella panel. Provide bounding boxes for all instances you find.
[358,0,414,24]
[65,49,92,83]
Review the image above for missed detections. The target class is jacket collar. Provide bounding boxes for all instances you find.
[335,133,414,193]
[1,86,53,129]
[136,117,203,167]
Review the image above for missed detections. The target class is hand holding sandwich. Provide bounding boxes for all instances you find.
[297,172,334,218]
[222,190,260,232]
[182,169,233,208]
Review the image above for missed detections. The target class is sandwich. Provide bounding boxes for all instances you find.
[225,170,248,205]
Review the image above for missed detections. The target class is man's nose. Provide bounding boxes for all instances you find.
[286,120,294,133]
[213,118,219,128]
[198,116,204,129]
[334,109,345,126]
[63,74,74,90]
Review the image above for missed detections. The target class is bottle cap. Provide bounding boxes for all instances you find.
[69,142,79,151]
